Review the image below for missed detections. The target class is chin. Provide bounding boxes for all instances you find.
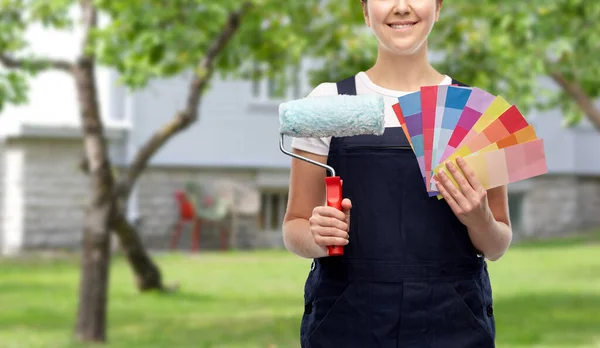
[383,40,427,56]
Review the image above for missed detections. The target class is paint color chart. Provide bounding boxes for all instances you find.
[391,85,548,199]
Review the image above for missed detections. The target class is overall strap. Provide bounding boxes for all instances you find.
[451,78,470,87]
[336,76,357,95]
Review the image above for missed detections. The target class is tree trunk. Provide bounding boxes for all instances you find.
[112,199,163,291]
[75,202,113,342]
[73,60,114,342]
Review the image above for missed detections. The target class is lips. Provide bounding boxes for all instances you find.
[388,22,418,29]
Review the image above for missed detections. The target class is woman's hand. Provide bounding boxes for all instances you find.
[308,198,352,254]
[434,157,494,230]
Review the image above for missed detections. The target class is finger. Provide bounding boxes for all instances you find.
[341,198,352,211]
[435,177,461,212]
[312,225,349,239]
[437,168,468,207]
[311,214,349,231]
[313,205,346,222]
[456,157,483,192]
[445,161,474,194]
[341,198,352,226]
[314,235,349,247]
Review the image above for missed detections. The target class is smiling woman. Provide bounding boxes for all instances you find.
[361,0,443,57]
[282,0,510,347]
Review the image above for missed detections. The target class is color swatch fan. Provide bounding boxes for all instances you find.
[392,84,548,198]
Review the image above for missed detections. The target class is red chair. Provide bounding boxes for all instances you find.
[169,190,202,252]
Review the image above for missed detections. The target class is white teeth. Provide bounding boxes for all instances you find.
[390,24,414,29]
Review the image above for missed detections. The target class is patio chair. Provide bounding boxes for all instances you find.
[169,190,202,252]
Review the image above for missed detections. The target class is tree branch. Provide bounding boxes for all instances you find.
[0,54,74,73]
[549,69,600,131]
[184,1,253,116]
[118,1,253,196]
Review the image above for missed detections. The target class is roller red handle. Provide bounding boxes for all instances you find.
[325,176,344,256]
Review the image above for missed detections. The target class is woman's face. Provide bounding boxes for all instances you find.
[362,0,441,56]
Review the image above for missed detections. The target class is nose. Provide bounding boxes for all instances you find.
[392,0,410,15]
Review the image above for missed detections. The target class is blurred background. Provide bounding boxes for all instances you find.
[0,1,598,347]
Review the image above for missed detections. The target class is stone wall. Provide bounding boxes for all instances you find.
[577,176,600,230]
[520,174,600,239]
[10,137,88,251]
[0,134,128,254]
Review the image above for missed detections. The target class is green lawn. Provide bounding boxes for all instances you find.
[1,232,599,348]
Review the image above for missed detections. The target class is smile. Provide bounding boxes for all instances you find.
[388,22,417,30]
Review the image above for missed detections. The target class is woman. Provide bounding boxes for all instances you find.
[282,0,512,347]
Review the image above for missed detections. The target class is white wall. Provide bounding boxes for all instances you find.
[126,74,300,169]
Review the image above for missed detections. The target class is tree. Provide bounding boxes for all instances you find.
[311,1,600,129]
[431,0,600,129]
[0,0,348,343]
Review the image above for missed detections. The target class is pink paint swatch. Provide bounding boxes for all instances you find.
[470,139,547,190]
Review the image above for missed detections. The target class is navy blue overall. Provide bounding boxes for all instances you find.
[299,77,496,348]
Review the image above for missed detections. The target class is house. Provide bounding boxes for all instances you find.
[1,27,599,256]
[510,100,600,240]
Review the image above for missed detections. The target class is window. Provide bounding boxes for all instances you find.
[258,191,288,231]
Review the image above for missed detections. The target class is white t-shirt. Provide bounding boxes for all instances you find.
[291,71,453,156]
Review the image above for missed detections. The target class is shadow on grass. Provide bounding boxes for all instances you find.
[495,292,600,347]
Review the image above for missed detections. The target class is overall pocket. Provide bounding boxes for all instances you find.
[304,283,367,348]
[300,261,353,347]
[447,279,496,347]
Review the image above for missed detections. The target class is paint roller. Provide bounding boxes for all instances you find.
[278,94,386,256]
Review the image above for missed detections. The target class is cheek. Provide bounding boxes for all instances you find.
[368,6,390,25]
[414,3,439,23]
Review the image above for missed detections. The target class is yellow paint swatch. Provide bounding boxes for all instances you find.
[472,96,512,133]
[434,155,489,199]
[465,155,490,188]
